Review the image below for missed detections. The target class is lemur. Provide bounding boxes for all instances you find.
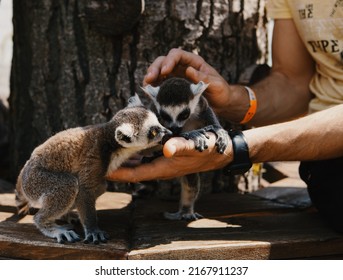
[15,95,171,244]
[142,77,229,220]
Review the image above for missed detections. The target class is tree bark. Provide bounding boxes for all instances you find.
[9,0,267,186]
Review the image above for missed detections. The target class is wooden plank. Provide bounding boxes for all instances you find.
[0,192,132,259]
[0,212,12,222]
[1,190,343,260]
[0,193,16,207]
[129,193,343,259]
[0,221,128,259]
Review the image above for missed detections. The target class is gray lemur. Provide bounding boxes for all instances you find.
[142,77,229,220]
[15,95,171,244]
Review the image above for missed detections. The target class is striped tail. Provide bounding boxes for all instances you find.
[15,172,29,215]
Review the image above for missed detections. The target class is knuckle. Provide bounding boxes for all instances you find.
[148,56,165,70]
[156,55,166,61]
[197,56,205,64]
[168,48,180,55]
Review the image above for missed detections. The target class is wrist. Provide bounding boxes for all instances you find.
[223,130,252,175]
[218,85,251,123]
[242,127,271,164]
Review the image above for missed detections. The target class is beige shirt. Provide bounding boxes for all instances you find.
[267,0,343,113]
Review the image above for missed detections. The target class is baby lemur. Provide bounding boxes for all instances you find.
[15,95,171,244]
[142,77,229,220]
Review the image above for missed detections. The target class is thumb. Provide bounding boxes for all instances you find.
[163,137,195,158]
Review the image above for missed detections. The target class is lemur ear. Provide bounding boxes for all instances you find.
[141,85,160,101]
[190,81,209,96]
[115,124,134,144]
[127,93,143,108]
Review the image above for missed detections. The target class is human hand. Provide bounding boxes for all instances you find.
[105,133,232,182]
[143,48,233,118]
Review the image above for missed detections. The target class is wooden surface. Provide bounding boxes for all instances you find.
[0,192,131,259]
[1,186,343,260]
[129,193,343,259]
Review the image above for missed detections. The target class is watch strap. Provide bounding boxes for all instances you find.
[224,130,252,176]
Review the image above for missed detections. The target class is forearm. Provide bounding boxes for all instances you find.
[249,70,312,126]
[244,104,343,163]
[215,71,312,126]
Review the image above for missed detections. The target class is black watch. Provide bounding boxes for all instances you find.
[224,130,252,176]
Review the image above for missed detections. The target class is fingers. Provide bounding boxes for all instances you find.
[161,48,205,74]
[163,137,195,158]
[163,134,217,157]
[185,66,210,85]
[106,134,219,183]
[144,56,166,85]
[106,158,172,183]
[106,138,197,182]
[107,157,184,184]
[143,49,206,85]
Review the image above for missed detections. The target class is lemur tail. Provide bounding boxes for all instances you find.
[15,173,29,215]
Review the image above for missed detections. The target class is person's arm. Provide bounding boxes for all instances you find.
[106,133,231,182]
[106,104,343,183]
[144,19,315,126]
[245,104,343,163]
[246,18,315,126]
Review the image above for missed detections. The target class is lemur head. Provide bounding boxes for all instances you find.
[141,77,209,135]
[114,94,172,149]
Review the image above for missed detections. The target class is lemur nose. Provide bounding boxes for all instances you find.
[170,126,182,136]
[161,128,173,144]
[164,128,173,136]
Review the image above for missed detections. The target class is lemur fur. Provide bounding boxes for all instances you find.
[141,77,229,220]
[15,95,171,244]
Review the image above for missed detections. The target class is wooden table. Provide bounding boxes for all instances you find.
[1,187,343,260]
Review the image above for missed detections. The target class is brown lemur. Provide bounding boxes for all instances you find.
[141,77,229,220]
[15,95,171,244]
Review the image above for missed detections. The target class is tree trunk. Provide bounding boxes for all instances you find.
[9,0,268,188]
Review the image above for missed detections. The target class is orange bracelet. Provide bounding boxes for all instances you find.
[240,86,257,124]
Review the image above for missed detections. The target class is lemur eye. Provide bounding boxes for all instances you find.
[148,126,160,139]
[177,108,190,122]
[159,110,172,122]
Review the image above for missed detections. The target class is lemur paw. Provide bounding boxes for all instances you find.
[84,229,109,245]
[53,227,81,244]
[182,212,203,220]
[214,128,229,154]
[180,129,210,152]
[203,125,229,154]
[164,211,203,221]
